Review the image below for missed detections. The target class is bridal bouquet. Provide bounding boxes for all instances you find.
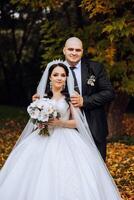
[27,98,61,136]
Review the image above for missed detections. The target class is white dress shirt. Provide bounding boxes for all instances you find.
[65,60,82,94]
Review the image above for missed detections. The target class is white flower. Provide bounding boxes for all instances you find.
[27,97,60,123]
[27,97,61,136]
[27,107,40,119]
[53,110,58,118]
[38,110,49,122]
[87,75,96,86]
[36,98,48,109]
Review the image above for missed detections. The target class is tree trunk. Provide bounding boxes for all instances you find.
[107,92,130,137]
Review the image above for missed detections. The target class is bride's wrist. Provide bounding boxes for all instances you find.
[61,120,66,128]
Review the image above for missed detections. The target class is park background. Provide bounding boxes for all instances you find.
[0,0,134,199]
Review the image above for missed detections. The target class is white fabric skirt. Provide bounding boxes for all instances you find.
[0,127,121,200]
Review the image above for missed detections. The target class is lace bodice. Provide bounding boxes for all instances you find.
[52,98,70,120]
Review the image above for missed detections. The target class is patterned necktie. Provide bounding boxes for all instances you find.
[70,67,80,94]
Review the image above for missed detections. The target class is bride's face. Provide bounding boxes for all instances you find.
[50,66,67,91]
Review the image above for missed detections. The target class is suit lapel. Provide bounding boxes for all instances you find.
[81,59,89,95]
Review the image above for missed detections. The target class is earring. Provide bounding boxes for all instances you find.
[50,81,52,91]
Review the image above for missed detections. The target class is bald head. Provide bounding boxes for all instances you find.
[65,37,83,49]
[63,37,83,66]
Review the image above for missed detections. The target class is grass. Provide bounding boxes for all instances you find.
[0,105,28,130]
[107,135,134,145]
[0,105,28,120]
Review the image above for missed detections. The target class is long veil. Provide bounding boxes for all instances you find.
[1,60,121,199]
[14,59,96,148]
[14,60,75,147]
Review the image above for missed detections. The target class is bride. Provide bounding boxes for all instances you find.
[0,60,122,200]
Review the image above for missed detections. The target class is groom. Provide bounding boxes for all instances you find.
[33,37,115,160]
[63,37,115,160]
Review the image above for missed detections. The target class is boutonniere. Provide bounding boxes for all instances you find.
[87,75,96,86]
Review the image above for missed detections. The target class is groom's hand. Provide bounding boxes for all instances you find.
[71,91,83,107]
[32,94,40,101]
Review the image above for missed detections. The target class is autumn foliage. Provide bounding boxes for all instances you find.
[122,114,134,137]
[0,118,133,200]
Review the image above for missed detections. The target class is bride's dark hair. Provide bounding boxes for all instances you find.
[45,63,70,103]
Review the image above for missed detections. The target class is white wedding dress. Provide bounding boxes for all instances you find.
[0,98,121,200]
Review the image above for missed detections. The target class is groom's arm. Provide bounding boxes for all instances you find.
[32,94,40,101]
[82,63,115,110]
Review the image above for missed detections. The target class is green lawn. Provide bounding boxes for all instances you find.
[0,105,28,131]
[0,105,28,120]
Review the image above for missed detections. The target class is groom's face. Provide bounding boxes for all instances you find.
[63,40,83,66]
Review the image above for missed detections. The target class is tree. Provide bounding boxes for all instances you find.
[0,0,44,105]
[0,0,86,105]
[1,0,133,135]
[81,0,134,135]
[40,0,86,66]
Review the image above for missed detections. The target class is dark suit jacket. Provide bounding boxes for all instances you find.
[81,58,115,142]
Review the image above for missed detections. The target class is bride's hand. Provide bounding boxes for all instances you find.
[47,118,62,127]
